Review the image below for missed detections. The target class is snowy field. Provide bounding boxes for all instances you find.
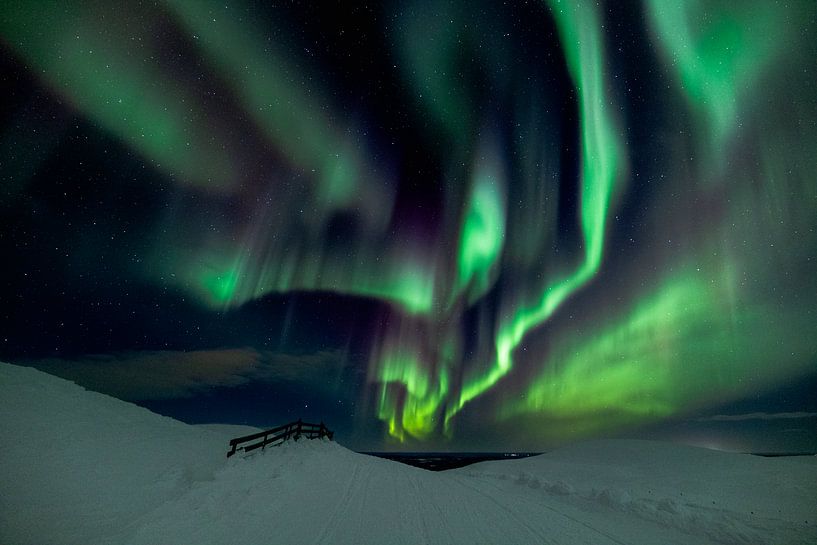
[1,362,815,545]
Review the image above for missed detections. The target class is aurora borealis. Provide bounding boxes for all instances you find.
[2,0,816,452]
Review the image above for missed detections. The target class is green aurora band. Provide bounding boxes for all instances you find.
[455,139,507,305]
[446,0,624,424]
[3,0,815,447]
[371,0,816,443]
[159,0,451,317]
[500,256,817,443]
[645,0,789,154]
[0,1,236,192]
[164,0,394,220]
[377,348,451,441]
[373,0,624,440]
[493,0,817,444]
[189,240,438,315]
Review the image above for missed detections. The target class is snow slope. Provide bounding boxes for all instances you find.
[0,362,228,545]
[459,441,816,545]
[1,362,815,545]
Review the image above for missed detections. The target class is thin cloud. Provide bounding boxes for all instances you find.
[696,412,817,422]
[30,348,262,400]
[254,350,346,383]
[27,347,350,401]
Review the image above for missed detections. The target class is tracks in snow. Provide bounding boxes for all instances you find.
[314,462,363,545]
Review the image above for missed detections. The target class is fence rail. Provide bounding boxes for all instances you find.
[226,419,333,457]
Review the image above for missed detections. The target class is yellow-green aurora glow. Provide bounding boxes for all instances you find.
[2,0,815,449]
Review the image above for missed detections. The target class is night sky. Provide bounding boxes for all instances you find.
[2,0,816,452]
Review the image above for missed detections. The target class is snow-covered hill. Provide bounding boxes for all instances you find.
[1,362,814,545]
[0,362,228,545]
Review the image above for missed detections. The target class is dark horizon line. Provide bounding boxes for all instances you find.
[358,451,542,456]
[358,450,817,457]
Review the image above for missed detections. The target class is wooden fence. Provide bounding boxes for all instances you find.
[226,419,334,458]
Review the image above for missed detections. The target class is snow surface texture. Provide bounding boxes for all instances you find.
[1,362,815,545]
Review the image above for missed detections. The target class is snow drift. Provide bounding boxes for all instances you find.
[1,362,814,545]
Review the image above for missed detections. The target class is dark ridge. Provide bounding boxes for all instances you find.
[360,452,542,472]
[750,452,817,458]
